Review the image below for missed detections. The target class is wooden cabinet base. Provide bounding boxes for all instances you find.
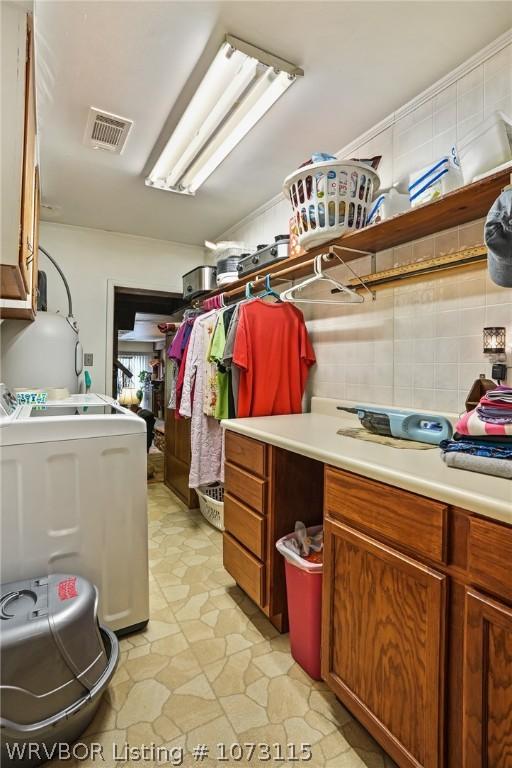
[463,588,512,768]
[322,518,446,768]
[222,431,323,634]
[164,408,197,509]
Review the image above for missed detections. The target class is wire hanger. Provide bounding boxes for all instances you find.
[280,252,365,305]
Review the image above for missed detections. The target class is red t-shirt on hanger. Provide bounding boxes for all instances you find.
[233,299,316,418]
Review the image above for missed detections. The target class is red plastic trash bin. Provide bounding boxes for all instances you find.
[276,526,323,681]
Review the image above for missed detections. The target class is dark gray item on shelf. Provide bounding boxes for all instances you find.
[237,235,290,277]
[486,188,512,287]
[0,574,119,767]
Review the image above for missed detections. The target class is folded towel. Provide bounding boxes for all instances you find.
[456,408,512,438]
[481,388,512,408]
[485,386,512,402]
[442,451,512,479]
[453,433,512,446]
[440,438,512,459]
[476,406,512,425]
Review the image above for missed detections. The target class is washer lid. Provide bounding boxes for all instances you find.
[28,405,123,418]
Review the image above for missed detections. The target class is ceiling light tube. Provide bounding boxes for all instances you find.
[145,35,303,195]
[181,69,294,194]
[164,55,259,187]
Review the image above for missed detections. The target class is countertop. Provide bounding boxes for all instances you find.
[222,398,512,526]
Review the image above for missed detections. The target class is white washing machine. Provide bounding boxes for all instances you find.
[0,385,149,634]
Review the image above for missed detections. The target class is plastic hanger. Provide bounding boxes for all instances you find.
[280,254,364,305]
[245,281,254,299]
[259,274,281,301]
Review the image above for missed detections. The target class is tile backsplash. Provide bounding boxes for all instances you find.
[218,36,512,413]
[303,255,511,413]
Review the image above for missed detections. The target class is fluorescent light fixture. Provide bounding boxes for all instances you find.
[146,35,303,195]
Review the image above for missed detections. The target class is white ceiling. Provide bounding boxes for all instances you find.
[35,1,511,246]
[118,312,172,342]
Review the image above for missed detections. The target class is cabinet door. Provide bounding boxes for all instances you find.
[322,518,446,768]
[463,588,512,768]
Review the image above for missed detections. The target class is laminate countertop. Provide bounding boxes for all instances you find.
[222,397,512,526]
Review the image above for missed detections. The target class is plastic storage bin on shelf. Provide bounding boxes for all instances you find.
[458,111,512,184]
[0,574,118,767]
[197,483,225,531]
[367,187,410,225]
[283,160,380,250]
[408,148,463,207]
[276,525,323,680]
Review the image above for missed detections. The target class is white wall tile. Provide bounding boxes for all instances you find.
[413,388,437,410]
[394,387,413,407]
[459,306,486,336]
[435,389,460,413]
[437,337,460,363]
[459,335,484,363]
[435,363,459,390]
[414,338,436,363]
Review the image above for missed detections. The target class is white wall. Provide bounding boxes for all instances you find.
[217,34,512,413]
[118,341,155,354]
[39,222,204,393]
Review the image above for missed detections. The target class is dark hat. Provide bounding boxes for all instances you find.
[485,188,512,287]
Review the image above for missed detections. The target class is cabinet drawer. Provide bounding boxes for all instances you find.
[224,493,265,560]
[225,431,266,477]
[223,532,265,606]
[325,466,447,564]
[468,517,512,603]
[225,462,266,514]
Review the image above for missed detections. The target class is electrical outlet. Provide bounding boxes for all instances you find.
[84,353,94,366]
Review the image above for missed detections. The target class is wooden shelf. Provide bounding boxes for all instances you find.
[184,167,508,310]
[306,166,508,257]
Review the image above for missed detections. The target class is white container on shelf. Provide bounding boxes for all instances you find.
[457,111,512,184]
[205,241,246,263]
[366,188,410,225]
[408,147,462,207]
[283,160,380,250]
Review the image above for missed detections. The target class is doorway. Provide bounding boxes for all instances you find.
[112,286,183,433]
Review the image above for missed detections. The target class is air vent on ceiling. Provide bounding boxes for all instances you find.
[84,107,133,154]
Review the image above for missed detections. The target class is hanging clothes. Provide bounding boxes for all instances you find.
[174,332,192,418]
[233,298,316,418]
[222,303,241,417]
[201,312,220,417]
[180,311,224,488]
[221,305,237,418]
[167,318,194,410]
[208,310,230,421]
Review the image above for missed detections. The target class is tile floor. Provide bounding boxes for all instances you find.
[52,483,396,767]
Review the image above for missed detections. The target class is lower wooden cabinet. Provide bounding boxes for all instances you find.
[164,408,197,508]
[322,517,446,768]
[322,465,512,767]
[223,430,324,632]
[463,588,512,768]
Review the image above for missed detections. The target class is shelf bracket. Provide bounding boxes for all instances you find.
[325,245,376,301]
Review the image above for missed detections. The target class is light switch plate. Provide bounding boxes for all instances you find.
[84,353,94,366]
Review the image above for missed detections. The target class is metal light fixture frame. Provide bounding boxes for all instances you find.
[145,35,303,196]
[483,326,506,356]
